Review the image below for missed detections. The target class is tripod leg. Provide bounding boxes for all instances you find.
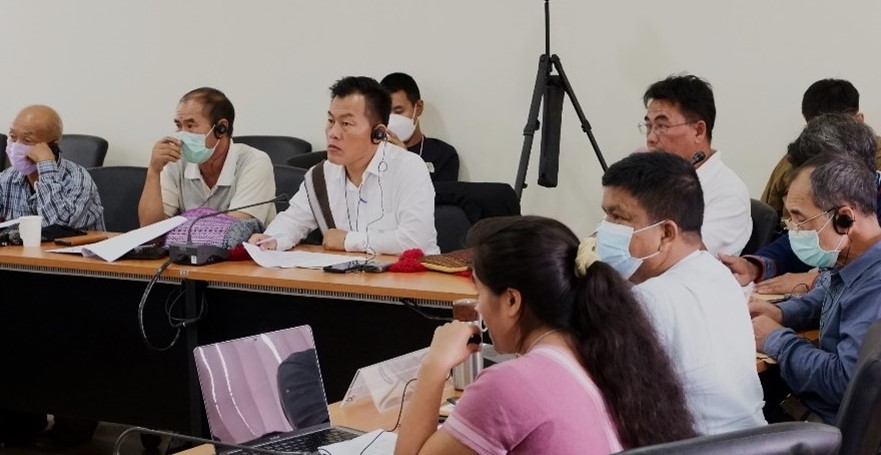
[550,55,608,172]
[514,54,552,199]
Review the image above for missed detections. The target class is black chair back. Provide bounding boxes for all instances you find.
[235,136,312,165]
[742,198,780,255]
[615,421,841,455]
[836,318,881,455]
[88,166,147,233]
[61,134,109,168]
[272,165,306,213]
[0,134,6,168]
[435,204,471,253]
[434,181,521,225]
[286,151,327,170]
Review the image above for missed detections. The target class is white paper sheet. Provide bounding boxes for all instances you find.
[46,216,186,262]
[243,242,355,269]
[318,429,397,455]
[80,216,187,262]
[0,218,21,229]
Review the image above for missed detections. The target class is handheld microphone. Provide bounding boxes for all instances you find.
[113,426,308,455]
[690,151,706,166]
[169,194,288,266]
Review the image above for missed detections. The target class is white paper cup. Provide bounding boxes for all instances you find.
[18,215,43,247]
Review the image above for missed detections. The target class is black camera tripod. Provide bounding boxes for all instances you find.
[513,0,608,199]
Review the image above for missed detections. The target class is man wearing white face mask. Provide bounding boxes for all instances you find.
[751,153,881,424]
[138,87,276,227]
[380,72,459,182]
[1,104,104,231]
[599,152,766,435]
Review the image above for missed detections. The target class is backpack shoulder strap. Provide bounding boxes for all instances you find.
[305,160,336,232]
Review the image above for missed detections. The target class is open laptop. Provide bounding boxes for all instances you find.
[193,324,363,454]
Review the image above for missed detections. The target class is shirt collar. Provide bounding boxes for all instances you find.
[836,236,881,287]
[183,140,239,186]
[362,142,391,179]
[694,149,720,177]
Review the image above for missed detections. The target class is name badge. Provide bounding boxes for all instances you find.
[426,162,435,173]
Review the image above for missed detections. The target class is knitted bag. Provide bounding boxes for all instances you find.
[163,207,263,250]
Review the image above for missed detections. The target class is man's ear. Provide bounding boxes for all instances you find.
[414,99,424,118]
[693,120,707,142]
[659,220,679,251]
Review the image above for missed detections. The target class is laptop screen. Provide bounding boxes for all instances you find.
[193,325,331,444]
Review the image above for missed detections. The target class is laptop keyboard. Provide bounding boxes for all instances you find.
[230,427,359,454]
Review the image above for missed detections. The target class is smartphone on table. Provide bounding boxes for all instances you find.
[323,259,367,273]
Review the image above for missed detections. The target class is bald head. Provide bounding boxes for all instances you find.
[10,105,63,144]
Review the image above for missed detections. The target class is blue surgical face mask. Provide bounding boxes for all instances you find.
[595,219,663,279]
[176,126,217,164]
[789,216,845,269]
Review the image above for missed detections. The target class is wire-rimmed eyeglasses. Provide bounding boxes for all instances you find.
[637,120,697,136]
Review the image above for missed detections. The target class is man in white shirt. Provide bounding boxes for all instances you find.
[250,76,439,255]
[598,151,766,435]
[641,74,751,256]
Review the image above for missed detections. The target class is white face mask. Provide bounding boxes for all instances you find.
[387,113,417,142]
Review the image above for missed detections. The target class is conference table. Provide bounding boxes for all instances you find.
[0,241,476,438]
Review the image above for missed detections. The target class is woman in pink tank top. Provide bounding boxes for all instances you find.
[395,216,697,454]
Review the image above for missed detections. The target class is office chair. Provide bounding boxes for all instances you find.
[88,166,147,233]
[615,421,841,455]
[234,135,312,165]
[272,164,306,212]
[435,204,471,253]
[286,150,327,170]
[434,181,521,225]
[61,134,109,168]
[836,318,881,455]
[742,198,780,256]
[0,134,6,169]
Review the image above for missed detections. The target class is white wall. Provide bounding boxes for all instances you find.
[2,0,880,238]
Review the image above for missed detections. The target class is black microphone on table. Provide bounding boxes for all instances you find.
[691,151,706,166]
[168,193,288,266]
[113,426,307,455]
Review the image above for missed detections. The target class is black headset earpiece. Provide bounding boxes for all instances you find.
[833,212,854,232]
[214,122,228,137]
[371,126,386,143]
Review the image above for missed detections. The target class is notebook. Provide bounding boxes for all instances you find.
[193,324,363,454]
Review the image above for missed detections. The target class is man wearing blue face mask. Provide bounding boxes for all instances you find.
[599,152,766,435]
[750,153,881,424]
[380,72,459,182]
[138,87,276,227]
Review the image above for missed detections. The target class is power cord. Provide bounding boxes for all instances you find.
[401,298,453,322]
[137,258,207,352]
